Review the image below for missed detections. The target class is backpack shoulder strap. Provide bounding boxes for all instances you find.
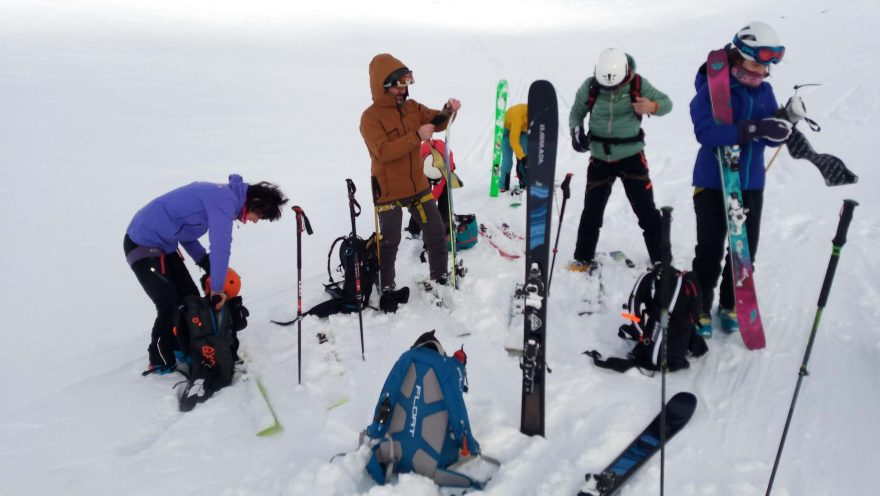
[326,235,347,283]
[585,78,601,114]
[630,73,643,122]
[583,350,636,373]
[629,73,642,102]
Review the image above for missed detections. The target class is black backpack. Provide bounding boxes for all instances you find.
[328,232,380,305]
[174,295,248,390]
[585,266,708,373]
[301,232,381,319]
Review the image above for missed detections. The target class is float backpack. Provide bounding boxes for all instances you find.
[362,333,484,489]
[585,266,708,373]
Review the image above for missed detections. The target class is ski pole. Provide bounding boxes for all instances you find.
[291,206,313,385]
[370,176,383,292]
[547,172,573,294]
[656,205,673,496]
[345,179,366,361]
[765,199,858,496]
[444,112,459,289]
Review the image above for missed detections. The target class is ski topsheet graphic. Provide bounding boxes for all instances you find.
[705,49,765,350]
[520,80,557,437]
[577,392,697,496]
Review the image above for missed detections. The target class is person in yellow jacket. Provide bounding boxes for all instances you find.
[501,103,528,192]
[359,53,461,312]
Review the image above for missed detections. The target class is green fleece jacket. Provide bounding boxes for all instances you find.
[569,53,672,161]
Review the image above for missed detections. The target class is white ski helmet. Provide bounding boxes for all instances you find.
[423,152,442,180]
[594,48,629,87]
[733,22,784,64]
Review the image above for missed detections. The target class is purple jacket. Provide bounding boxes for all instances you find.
[126,174,248,293]
[690,66,780,190]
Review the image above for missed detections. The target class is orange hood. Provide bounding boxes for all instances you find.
[369,53,408,107]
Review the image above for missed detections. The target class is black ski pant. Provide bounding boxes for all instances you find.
[124,235,199,367]
[691,188,763,313]
[378,192,448,288]
[573,152,662,264]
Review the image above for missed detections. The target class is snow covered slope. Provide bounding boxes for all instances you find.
[1,0,878,494]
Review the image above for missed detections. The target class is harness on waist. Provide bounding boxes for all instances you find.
[375,191,436,223]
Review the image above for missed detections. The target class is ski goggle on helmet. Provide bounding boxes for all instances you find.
[383,67,414,89]
[733,21,785,65]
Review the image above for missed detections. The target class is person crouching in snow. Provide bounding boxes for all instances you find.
[124,174,287,374]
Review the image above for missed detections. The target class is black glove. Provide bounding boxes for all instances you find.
[738,117,792,144]
[571,126,590,153]
[196,254,211,273]
[379,290,399,313]
[392,286,410,304]
[227,296,250,332]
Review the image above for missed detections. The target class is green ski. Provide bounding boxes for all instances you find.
[489,79,509,197]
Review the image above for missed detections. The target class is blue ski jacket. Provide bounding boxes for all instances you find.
[126,174,248,293]
[690,67,780,190]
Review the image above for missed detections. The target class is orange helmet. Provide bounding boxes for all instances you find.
[204,267,241,298]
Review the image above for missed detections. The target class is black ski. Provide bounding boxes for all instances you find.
[577,392,697,496]
[520,80,557,437]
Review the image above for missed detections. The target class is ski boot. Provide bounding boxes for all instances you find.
[567,260,591,272]
[696,313,713,338]
[717,306,739,333]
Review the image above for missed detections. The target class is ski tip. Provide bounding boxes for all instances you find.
[256,423,284,437]
[669,392,698,417]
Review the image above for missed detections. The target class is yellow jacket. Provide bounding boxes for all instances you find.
[504,103,528,160]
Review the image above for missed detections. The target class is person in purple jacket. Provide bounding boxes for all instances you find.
[124,174,287,373]
[690,22,799,337]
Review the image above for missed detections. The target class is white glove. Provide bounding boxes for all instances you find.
[784,95,807,124]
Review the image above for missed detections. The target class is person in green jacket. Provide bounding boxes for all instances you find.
[568,48,672,271]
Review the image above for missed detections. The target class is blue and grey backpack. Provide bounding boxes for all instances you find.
[362,331,487,489]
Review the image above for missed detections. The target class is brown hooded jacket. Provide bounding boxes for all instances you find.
[360,54,449,204]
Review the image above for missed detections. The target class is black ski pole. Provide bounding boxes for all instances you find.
[547,172,573,294]
[656,206,674,496]
[766,199,858,496]
[291,206,313,385]
[346,179,366,361]
[371,176,383,293]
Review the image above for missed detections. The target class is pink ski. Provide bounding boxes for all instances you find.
[705,49,766,350]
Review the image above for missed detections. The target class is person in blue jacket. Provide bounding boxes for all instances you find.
[690,22,798,337]
[124,174,287,373]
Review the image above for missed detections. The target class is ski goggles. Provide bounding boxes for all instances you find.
[383,67,414,88]
[733,37,785,65]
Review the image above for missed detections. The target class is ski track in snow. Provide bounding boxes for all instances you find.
[2,0,880,495]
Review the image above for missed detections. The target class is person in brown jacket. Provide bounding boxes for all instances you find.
[360,53,461,312]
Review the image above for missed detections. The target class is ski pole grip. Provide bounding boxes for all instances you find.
[561,173,573,200]
[833,199,858,247]
[291,206,314,235]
